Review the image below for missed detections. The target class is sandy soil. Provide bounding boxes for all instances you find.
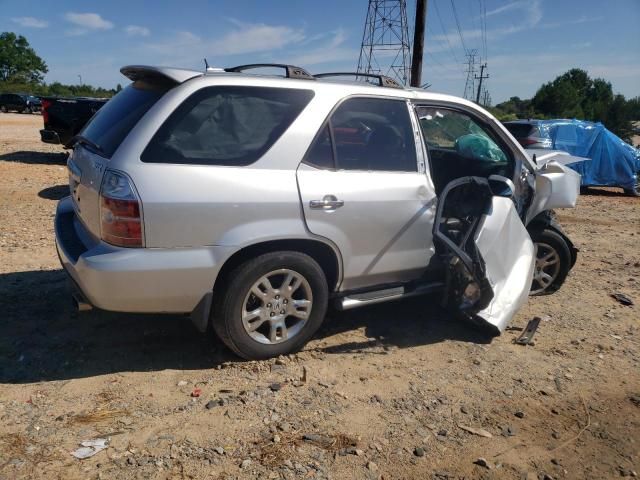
[0,112,638,480]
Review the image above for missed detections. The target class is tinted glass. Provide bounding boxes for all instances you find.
[142,86,314,166]
[304,125,335,169]
[329,97,417,172]
[80,81,167,158]
[504,123,535,138]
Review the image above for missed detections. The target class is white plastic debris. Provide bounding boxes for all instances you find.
[71,438,109,459]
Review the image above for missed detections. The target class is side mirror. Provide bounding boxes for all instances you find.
[487,174,516,199]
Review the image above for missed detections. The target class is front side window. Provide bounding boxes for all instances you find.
[304,97,417,172]
[416,106,513,192]
[142,86,314,166]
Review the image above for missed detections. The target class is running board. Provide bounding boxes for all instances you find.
[336,282,444,311]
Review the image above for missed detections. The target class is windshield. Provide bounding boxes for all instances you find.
[79,81,168,158]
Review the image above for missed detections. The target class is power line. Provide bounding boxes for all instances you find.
[432,0,460,64]
[449,0,468,54]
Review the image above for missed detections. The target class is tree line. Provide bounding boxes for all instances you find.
[0,32,120,99]
[491,68,639,142]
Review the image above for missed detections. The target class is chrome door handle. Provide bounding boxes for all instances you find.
[309,195,344,210]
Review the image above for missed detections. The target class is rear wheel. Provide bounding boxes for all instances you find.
[212,251,328,359]
[529,228,572,295]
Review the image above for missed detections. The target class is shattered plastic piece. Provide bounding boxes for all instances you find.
[611,293,634,306]
[71,438,108,459]
[515,317,541,345]
[191,388,202,398]
[458,424,493,438]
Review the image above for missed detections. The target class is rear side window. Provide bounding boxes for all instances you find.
[142,86,314,166]
[504,123,534,138]
[304,97,417,172]
[80,81,167,158]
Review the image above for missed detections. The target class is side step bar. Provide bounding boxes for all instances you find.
[336,282,444,311]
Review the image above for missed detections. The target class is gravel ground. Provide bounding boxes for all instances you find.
[1,112,639,480]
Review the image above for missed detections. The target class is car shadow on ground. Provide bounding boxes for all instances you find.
[581,187,634,197]
[0,150,68,165]
[0,269,493,384]
[38,184,70,200]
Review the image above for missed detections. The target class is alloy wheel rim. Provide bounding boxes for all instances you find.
[241,268,313,345]
[530,242,561,294]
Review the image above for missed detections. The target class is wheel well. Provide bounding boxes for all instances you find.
[213,239,341,296]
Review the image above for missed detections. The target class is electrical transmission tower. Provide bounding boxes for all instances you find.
[463,49,478,101]
[357,0,412,86]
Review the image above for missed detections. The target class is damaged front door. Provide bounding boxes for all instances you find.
[433,176,536,333]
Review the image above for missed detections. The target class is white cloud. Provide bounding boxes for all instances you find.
[142,20,307,64]
[209,20,305,55]
[11,17,48,28]
[285,29,356,66]
[64,12,113,35]
[125,25,150,37]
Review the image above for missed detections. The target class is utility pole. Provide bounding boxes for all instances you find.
[475,63,488,104]
[410,0,427,87]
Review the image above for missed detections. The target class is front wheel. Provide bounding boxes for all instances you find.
[529,228,572,295]
[212,251,328,360]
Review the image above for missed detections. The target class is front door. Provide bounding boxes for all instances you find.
[296,97,437,290]
[432,176,536,332]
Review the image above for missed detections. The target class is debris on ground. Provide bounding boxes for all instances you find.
[515,316,541,345]
[611,293,634,306]
[458,425,493,438]
[70,439,108,459]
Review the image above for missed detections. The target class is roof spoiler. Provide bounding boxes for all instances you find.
[120,65,203,84]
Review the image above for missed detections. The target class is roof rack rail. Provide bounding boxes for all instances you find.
[313,72,403,89]
[224,64,314,80]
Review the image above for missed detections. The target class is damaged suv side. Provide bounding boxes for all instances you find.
[55,64,581,359]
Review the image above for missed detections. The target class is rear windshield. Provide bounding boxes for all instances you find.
[79,81,167,158]
[504,123,535,138]
[141,86,314,166]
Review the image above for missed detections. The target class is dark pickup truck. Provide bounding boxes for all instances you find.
[0,93,42,113]
[40,96,108,146]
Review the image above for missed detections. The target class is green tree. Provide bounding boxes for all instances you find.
[0,32,48,83]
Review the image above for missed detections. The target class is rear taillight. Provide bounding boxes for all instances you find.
[41,99,51,124]
[520,138,538,146]
[100,170,144,247]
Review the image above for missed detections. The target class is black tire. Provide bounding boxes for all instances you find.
[529,228,572,296]
[0,106,7,113]
[212,251,328,360]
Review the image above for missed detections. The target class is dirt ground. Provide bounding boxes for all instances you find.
[0,112,638,480]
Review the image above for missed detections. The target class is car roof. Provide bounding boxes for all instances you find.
[119,64,483,110]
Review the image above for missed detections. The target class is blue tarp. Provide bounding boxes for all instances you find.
[536,119,640,189]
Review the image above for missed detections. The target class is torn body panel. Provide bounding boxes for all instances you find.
[474,196,535,332]
[434,177,535,333]
[526,159,582,224]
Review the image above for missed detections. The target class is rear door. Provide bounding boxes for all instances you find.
[296,97,436,290]
[433,176,535,332]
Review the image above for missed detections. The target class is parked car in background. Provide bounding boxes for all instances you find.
[0,93,42,113]
[40,96,108,146]
[503,120,552,149]
[55,64,583,360]
[504,119,640,196]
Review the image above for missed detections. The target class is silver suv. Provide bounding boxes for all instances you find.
[55,64,581,359]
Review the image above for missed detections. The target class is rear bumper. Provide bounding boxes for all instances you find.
[55,196,236,313]
[40,129,61,145]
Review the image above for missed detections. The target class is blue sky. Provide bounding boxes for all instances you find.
[2,0,639,103]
